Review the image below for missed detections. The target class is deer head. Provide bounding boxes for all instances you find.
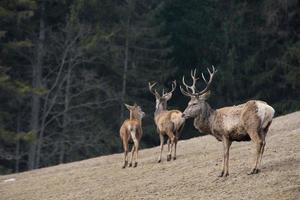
[180,66,217,119]
[148,80,177,113]
[124,103,145,120]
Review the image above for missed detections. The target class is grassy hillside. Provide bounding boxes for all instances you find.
[1,112,300,200]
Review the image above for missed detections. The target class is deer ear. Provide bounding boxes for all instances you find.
[199,91,211,100]
[124,104,133,110]
[164,92,173,101]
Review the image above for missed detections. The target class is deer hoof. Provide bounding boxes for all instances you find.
[157,159,161,163]
[173,157,176,160]
[218,171,229,177]
[133,162,138,168]
[128,163,132,167]
[122,161,128,169]
[167,155,171,161]
[218,171,224,177]
[248,168,260,175]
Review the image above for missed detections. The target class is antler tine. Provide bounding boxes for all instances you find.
[201,72,208,84]
[191,69,195,79]
[191,69,200,92]
[182,69,199,94]
[148,82,160,97]
[207,65,217,76]
[207,65,214,75]
[180,68,200,97]
[171,80,177,92]
[207,67,212,75]
[148,82,156,93]
[182,76,190,91]
[181,66,217,97]
[180,85,193,97]
[197,65,217,95]
[162,80,177,98]
[213,65,218,73]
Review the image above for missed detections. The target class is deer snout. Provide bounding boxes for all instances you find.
[181,113,188,119]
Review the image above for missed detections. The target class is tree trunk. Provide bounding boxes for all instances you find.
[59,66,71,164]
[15,113,21,173]
[28,0,46,170]
[120,6,131,123]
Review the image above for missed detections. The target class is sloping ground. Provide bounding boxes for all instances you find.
[1,112,300,200]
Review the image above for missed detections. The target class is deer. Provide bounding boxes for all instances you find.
[149,81,185,162]
[120,103,145,168]
[180,66,275,177]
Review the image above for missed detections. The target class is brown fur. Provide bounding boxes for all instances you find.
[184,98,275,177]
[120,104,144,168]
[155,110,185,162]
[149,81,185,162]
[181,68,275,176]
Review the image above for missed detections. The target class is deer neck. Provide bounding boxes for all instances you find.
[194,102,216,134]
[154,103,167,117]
[130,112,133,120]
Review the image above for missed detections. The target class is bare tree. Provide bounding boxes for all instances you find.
[34,22,117,167]
[120,0,137,122]
[28,0,46,170]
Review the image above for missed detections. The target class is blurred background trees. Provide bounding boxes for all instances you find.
[0,0,299,174]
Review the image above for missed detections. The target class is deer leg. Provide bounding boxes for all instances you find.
[128,145,135,167]
[258,141,266,168]
[122,139,129,169]
[219,137,231,177]
[133,140,139,168]
[173,137,178,160]
[167,134,175,161]
[258,122,271,169]
[257,131,266,169]
[249,141,263,175]
[157,134,164,163]
[248,131,263,175]
[219,140,226,177]
[167,139,170,153]
[224,139,232,177]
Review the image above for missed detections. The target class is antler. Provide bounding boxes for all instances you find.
[182,69,199,94]
[149,81,177,99]
[148,82,160,98]
[180,66,217,97]
[162,80,176,98]
[199,65,217,95]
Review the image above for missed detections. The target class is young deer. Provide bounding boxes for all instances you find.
[180,66,275,177]
[149,81,185,162]
[120,103,145,168]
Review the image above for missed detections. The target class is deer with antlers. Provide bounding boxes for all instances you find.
[120,103,145,168]
[149,81,185,162]
[180,66,275,177]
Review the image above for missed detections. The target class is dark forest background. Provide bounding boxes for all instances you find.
[0,0,299,174]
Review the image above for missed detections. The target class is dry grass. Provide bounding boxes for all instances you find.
[1,112,300,200]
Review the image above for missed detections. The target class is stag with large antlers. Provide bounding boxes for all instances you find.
[149,81,185,162]
[120,104,145,168]
[180,66,275,177]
